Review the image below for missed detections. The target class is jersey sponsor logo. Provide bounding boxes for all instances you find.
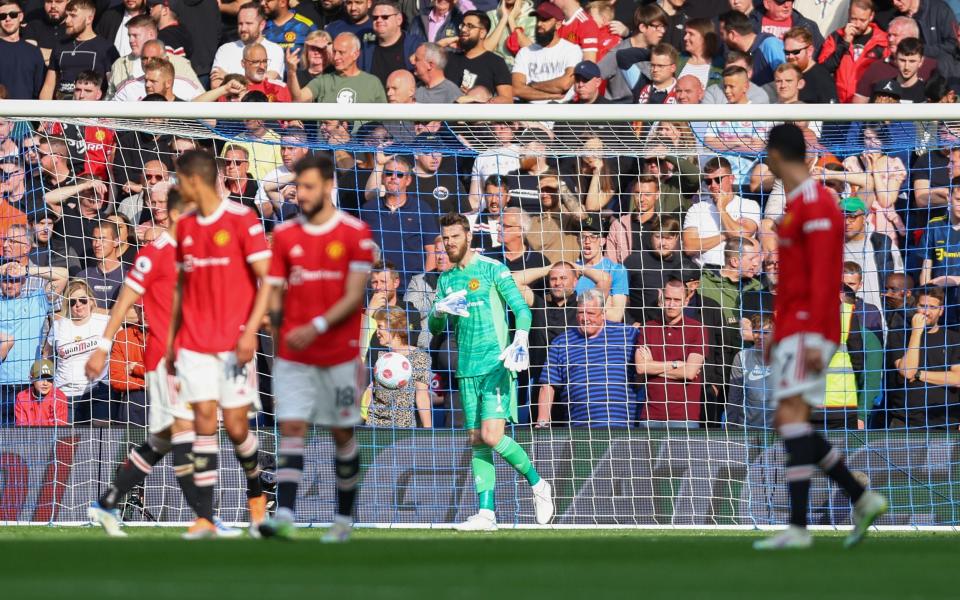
[182,254,231,272]
[135,255,152,274]
[433,186,450,202]
[802,218,832,233]
[56,336,98,359]
[934,247,960,261]
[468,278,480,291]
[326,241,345,259]
[289,265,345,285]
[213,229,231,246]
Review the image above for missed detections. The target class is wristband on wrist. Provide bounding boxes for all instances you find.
[312,316,329,334]
[97,337,113,352]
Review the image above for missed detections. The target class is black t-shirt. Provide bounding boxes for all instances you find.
[408,172,467,214]
[0,39,45,99]
[49,35,119,97]
[876,77,927,104]
[887,327,960,428]
[52,201,106,271]
[910,149,950,231]
[370,35,407,86]
[623,249,696,325]
[158,24,194,59]
[443,50,510,95]
[799,63,838,104]
[22,17,66,54]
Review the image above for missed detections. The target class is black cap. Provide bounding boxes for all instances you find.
[580,213,606,237]
[872,79,903,100]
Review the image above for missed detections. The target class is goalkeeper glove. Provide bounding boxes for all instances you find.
[499,330,529,373]
[432,289,470,318]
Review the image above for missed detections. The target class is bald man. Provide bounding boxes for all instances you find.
[287,32,385,103]
[386,69,415,104]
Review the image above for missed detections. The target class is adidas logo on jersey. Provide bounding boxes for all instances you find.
[290,244,304,257]
[183,235,194,247]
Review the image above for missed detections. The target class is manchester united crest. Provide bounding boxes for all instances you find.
[327,240,345,259]
[468,278,480,291]
[213,229,231,246]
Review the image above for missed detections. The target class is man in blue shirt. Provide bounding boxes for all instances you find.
[0,261,50,425]
[536,288,640,428]
[573,214,628,322]
[262,0,317,49]
[920,178,960,328]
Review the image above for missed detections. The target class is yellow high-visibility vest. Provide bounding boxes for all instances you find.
[823,302,858,408]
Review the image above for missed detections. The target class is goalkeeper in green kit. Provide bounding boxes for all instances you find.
[429,213,554,530]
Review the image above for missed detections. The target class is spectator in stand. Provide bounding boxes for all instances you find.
[726,312,774,428]
[852,17,930,102]
[702,50,775,103]
[550,0,600,63]
[211,2,285,87]
[39,0,119,99]
[466,122,520,210]
[484,0,535,68]
[574,214,628,322]
[607,175,665,262]
[326,0,374,39]
[14,359,68,426]
[774,61,805,103]
[674,73,704,103]
[0,162,26,235]
[75,220,127,309]
[108,306,147,426]
[256,127,309,222]
[293,29,333,86]
[95,0,146,57]
[656,0,686,51]
[46,178,109,267]
[470,175,508,250]
[637,278,706,425]
[920,181,960,327]
[365,307,432,427]
[106,15,201,98]
[751,0,824,52]
[45,71,116,181]
[571,59,616,103]
[525,261,579,346]
[413,41,462,102]
[26,136,75,219]
[146,0,192,59]
[0,260,53,424]
[410,0,461,45]
[0,0,45,99]
[892,0,960,78]
[683,156,761,269]
[840,196,903,320]
[892,285,960,429]
[221,96,283,179]
[220,144,261,212]
[117,157,168,222]
[676,18,722,90]
[114,45,204,100]
[597,4,667,103]
[704,67,775,179]
[289,31,386,102]
[782,26,838,104]
[623,216,699,324]
[23,0,67,66]
[841,260,886,334]
[585,1,620,61]
[44,278,110,424]
[262,0,318,49]
[526,169,582,264]
[361,155,439,285]
[537,288,640,428]
[360,0,423,86]
[511,2,582,103]
[629,42,679,103]
[485,206,549,277]
[2,223,69,293]
[408,134,467,212]
[405,232,450,348]
[873,37,927,103]
[198,43,292,101]
[365,259,424,344]
[719,10,784,86]
[818,0,887,103]
[105,214,138,266]
[444,10,512,102]
[313,0,348,29]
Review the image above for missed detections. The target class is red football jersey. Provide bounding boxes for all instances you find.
[557,9,599,56]
[267,212,374,366]
[774,178,843,345]
[125,232,177,371]
[47,122,115,181]
[175,200,271,353]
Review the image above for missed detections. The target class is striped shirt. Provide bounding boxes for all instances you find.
[540,321,639,427]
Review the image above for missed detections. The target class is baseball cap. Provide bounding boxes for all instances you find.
[573,61,601,81]
[871,79,903,100]
[580,213,606,237]
[530,2,563,21]
[838,196,867,214]
[31,359,54,380]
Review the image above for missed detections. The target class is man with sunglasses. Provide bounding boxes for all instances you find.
[360,0,424,86]
[211,2,285,88]
[0,0,45,99]
[782,25,837,104]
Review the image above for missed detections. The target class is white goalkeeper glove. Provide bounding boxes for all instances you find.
[432,289,470,318]
[499,330,529,373]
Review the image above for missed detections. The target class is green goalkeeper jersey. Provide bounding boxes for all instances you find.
[428,253,532,378]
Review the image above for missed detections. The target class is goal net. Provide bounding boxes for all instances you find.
[0,102,958,528]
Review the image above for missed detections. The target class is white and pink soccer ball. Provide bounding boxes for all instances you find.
[374,352,412,390]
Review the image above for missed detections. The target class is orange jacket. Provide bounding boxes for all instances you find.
[15,387,68,426]
[110,325,146,391]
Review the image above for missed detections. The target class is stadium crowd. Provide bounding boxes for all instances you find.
[0,0,958,431]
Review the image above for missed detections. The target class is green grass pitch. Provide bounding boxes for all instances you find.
[0,527,955,600]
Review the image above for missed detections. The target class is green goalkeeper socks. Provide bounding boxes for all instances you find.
[471,445,496,511]
[493,436,541,486]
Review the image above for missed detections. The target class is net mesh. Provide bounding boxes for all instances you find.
[0,114,958,527]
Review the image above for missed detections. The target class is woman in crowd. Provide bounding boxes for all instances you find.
[296,30,334,87]
[838,124,907,247]
[574,136,619,213]
[365,307,433,428]
[44,279,110,425]
[678,18,722,89]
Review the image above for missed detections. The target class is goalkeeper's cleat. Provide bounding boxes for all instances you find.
[182,518,218,540]
[213,518,244,538]
[845,490,888,549]
[320,515,353,544]
[247,494,267,538]
[455,509,498,532]
[88,502,127,538]
[259,510,296,541]
[531,479,554,525]
[753,526,813,550]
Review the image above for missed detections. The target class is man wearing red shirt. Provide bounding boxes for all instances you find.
[241,42,291,101]
[551,0,599,62]
[257,154,373,543]
[166,150,273,539]
[755,124,887,551]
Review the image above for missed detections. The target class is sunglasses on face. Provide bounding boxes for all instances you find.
[70,297,89,306]
[784,46,809,56]
[0,10,21,20]
[704,174,728,185]
[372,13,398,20]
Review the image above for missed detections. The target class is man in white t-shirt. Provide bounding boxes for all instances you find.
[467,122,521,211]
[511,2,582,104]
[682,156,761,268]
[210,2,285,88]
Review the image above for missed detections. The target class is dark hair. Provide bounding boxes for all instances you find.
[843,260,863,276]
[238,1,266,19]
[655,216,681,235]
[167,186,185,213]
[635,3,667,29]
[723,236,758,265]
[634,173,660,189]
[461,9,491,31]
[724,49,751,67]
[483,174,509,191]
[651,42,679,65]
[0,0,23,9]
[896,36,924,57]
[293,153,334,181]
[767,123,807,163]
[684,18,719,58]
[719,10,753,36]
[783,25,814,45]
[925,73,951,102]
[721,65,749,79]
[176,150,218,188]
[142,93,168,102]
[439,212,470,232]
[704,156,732,173]
[74,70,104,90]
[242,90,270,102]
[915,285,945,305]
[93,220,120,241]
[66,0,96,13]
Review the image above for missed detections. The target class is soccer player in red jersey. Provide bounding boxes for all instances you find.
[257,154,373,543]
[755,124,887,550]
[85,188,242,537]
[165,151,273,539]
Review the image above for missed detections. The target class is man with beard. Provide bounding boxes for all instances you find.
[23,0,67,65]
[211,2,285,87]
[783,26,838,104]
[39,0,118,99]
[443,10,512,103]
[504,130,559,213]
[326,0,373,39]
[511,1,582,103]
[262,0,317,50]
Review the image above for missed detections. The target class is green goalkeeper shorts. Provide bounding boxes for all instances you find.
[459,366,517,430]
